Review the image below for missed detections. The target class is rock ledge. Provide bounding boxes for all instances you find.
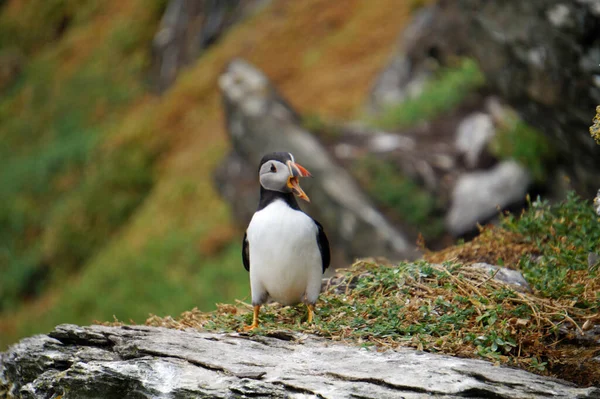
[1,324,598,398]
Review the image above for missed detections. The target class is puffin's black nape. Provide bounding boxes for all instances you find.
[258,152,293,171]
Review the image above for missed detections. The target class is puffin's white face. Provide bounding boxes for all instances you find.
[258,156,312,202]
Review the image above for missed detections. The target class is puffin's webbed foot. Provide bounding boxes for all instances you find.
[242,305,261,331]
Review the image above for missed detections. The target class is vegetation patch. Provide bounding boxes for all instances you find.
[372,58,485,129]
[353,156,444,239]
[0,0,165,311]
[489,110,556,182]
[144,192,600,387]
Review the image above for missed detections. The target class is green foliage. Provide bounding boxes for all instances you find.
[489,112,555,182]
[353,157,443,239]
[41,140,157,271]
[373,58,485,129]
[9,232,249,344]
[502,192,600,306]
[302,113,343,142]
[0,0,165,310]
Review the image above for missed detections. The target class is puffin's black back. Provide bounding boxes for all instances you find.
[256,152,300,211]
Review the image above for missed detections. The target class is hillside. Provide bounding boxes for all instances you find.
[0,0,414,348]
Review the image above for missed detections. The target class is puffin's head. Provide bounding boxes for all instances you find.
[258,152,312,202]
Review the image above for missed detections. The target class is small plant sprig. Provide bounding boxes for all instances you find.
[590,105,600,144]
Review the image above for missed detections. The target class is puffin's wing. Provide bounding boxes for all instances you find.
[242,232,250,271]
[313,219,330,273]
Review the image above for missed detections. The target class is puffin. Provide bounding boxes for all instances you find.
[242,152,330,330]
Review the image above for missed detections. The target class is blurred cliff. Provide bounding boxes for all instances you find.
[0,0,599,349]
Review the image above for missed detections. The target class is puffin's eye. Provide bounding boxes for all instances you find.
[270,163,276,173]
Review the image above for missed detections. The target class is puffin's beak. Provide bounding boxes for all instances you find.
[286,161,311,202]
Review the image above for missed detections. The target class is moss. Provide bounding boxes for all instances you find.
[372,58,485,129]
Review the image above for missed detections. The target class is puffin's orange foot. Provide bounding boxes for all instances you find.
[243,322,259,331]
[306,303,315,324]
[242,305,261,332]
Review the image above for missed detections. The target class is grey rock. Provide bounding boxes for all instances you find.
[594,189,600,216]
[547,4,573,28]
[2,324,598,398]
[367,8,437,113]
[368,133,416,153]
[454,112,496,169]
[375,0,600,196]
[446,161,531,235]
[217,59,419,262]
[469,262,532,293]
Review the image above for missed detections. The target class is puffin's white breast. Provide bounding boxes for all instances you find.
[246,200,322,305]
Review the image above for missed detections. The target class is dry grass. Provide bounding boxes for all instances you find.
[142,194,600,388]
[144,257,600,387]
[424,226,540,269]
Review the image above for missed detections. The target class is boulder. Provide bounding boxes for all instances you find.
[2,324,598,398]
[446,161,531,236]
[454,112,496,169]
[371,0,600,196]
[216,59,419,262]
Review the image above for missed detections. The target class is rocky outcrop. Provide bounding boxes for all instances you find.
[216,59,419,263]
[446,160,531,235]
[2,324,598,398]
[152,0,269,92]
[371,0,600,196]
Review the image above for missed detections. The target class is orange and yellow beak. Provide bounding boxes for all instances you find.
[286,160,311,202]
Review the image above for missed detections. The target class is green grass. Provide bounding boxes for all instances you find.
[7,225,249,344]
[154,191,600,386]
[489,112,555,182]
[502,192,600,303]
[372,58,485,129]
[0,0,164,311]
[353,156,444,239]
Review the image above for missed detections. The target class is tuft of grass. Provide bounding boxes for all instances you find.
[502,192,600,302]
[145,191,600,387]
[489,111,555,182]
[372,58,485,129]
[353,156,444,239]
